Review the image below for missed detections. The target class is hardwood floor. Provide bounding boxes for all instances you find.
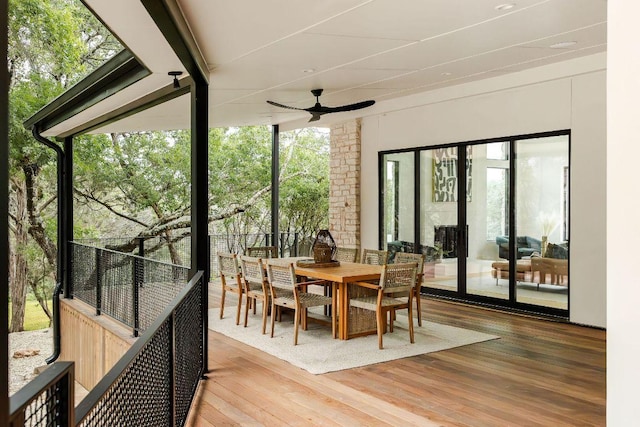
[186,286,605,426]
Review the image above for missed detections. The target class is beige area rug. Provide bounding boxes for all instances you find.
[208,308,499,374]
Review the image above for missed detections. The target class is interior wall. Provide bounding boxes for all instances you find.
[360,53,606,328]
[607,0,638,421]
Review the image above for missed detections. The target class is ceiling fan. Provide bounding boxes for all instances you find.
[267,89,375,122]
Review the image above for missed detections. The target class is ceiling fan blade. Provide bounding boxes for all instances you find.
[323,100,375,113]
[267,90,375,121]
[266,100,306,111]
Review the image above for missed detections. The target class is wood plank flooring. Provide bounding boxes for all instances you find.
[186,285,605,426]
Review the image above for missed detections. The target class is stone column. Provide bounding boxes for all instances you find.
[329,119,361,250]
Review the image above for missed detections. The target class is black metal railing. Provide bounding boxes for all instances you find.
[70,242,189,337]
[75,271,205,427]
[78,232,314,278]
[9,361,75,426]
[75,236,191,268]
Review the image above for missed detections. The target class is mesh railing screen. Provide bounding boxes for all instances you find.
[14,380,67,427]
[70,242,188,335]
[76,274,205,427]
[71,243,98,307]
[9,362,73,427]
[174,283,204,426]
[77,320,173,426]
[75,233,313,278]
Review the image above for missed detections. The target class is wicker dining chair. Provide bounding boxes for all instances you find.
[246,246,278,258]
[334,247,359,263]
[392,252,426,327]
[361,248,389,265]
[350,262,417,349]
[217,252,244,325]
[266,261,336,345]
[239,256,270,334]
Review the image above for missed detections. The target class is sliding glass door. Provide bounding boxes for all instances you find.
[466,142,509,301]
[514,135,569,309]
[379,131,570,316]
[381,151,414,259]
[419,148,461,293]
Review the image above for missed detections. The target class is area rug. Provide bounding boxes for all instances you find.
[208,308,499,374]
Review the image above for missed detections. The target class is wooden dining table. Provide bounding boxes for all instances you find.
[293,261,382,340]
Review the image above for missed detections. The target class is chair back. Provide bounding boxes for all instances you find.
[334,247,358,263]
[379,262,417,293]
[266,261,296,292]
[239,256,266,286]
[247,246,278,258]
[217,252,241,279]
[393,252,425,284]
[361,248,389,265]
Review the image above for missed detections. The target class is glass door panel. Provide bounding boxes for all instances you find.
[466,142,509,300]
[420,149,459,292]
[515,135,569,309]
[381,152,414,259]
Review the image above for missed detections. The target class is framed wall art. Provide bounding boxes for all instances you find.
[432,146,472,202]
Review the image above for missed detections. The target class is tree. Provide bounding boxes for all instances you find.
[7,0,330,332]
[73,126,330,256]
[8,0,120,331]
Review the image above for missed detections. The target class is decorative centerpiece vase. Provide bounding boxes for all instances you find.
[312,229,336,263]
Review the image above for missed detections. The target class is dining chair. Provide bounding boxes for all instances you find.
[350,262,417,349]
[239,256,270,334]
[266,261,336,345]
[217,252,244,325]
[361,248,389,265]
[246,245,278,258]
[334,246,359,263]
[392,252,426,327]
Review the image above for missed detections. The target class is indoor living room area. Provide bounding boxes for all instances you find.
[382,133,569,313]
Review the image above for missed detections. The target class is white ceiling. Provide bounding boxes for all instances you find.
[44,0,607,136]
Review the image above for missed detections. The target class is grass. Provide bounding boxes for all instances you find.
[9,296,52,332]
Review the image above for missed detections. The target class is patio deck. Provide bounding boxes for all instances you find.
[185,285,605,426]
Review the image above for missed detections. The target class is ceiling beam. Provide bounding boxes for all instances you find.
[140,0,209,85]
[58,79,191,138]
[23,50,149,133]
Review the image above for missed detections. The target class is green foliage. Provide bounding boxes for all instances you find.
[72,126,329,239]
[7,0,122,330]
[75,131,191,218]
[279,129,330,235]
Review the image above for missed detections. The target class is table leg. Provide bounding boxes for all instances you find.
[339,282,348,340]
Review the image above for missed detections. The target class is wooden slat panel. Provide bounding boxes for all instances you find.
[59,299,135,390]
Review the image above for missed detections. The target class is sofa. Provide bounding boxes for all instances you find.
[491,242,569,288]
[495,235,541,259]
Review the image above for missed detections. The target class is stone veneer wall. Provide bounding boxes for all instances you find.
[329,118,361,250]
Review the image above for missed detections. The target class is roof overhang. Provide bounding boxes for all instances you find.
[26,0,608,138]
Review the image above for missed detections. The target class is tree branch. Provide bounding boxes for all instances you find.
[75,188,150,228]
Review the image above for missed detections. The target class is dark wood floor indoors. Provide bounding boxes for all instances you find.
[186,285,605,426]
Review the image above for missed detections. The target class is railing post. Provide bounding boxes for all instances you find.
[207,234,211,283]
[279,233,284,257]
[62,365,74,425]
[137,236,144,257]
[95,248,102,316]
[133,256,140,337]
[170,312,176,426]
